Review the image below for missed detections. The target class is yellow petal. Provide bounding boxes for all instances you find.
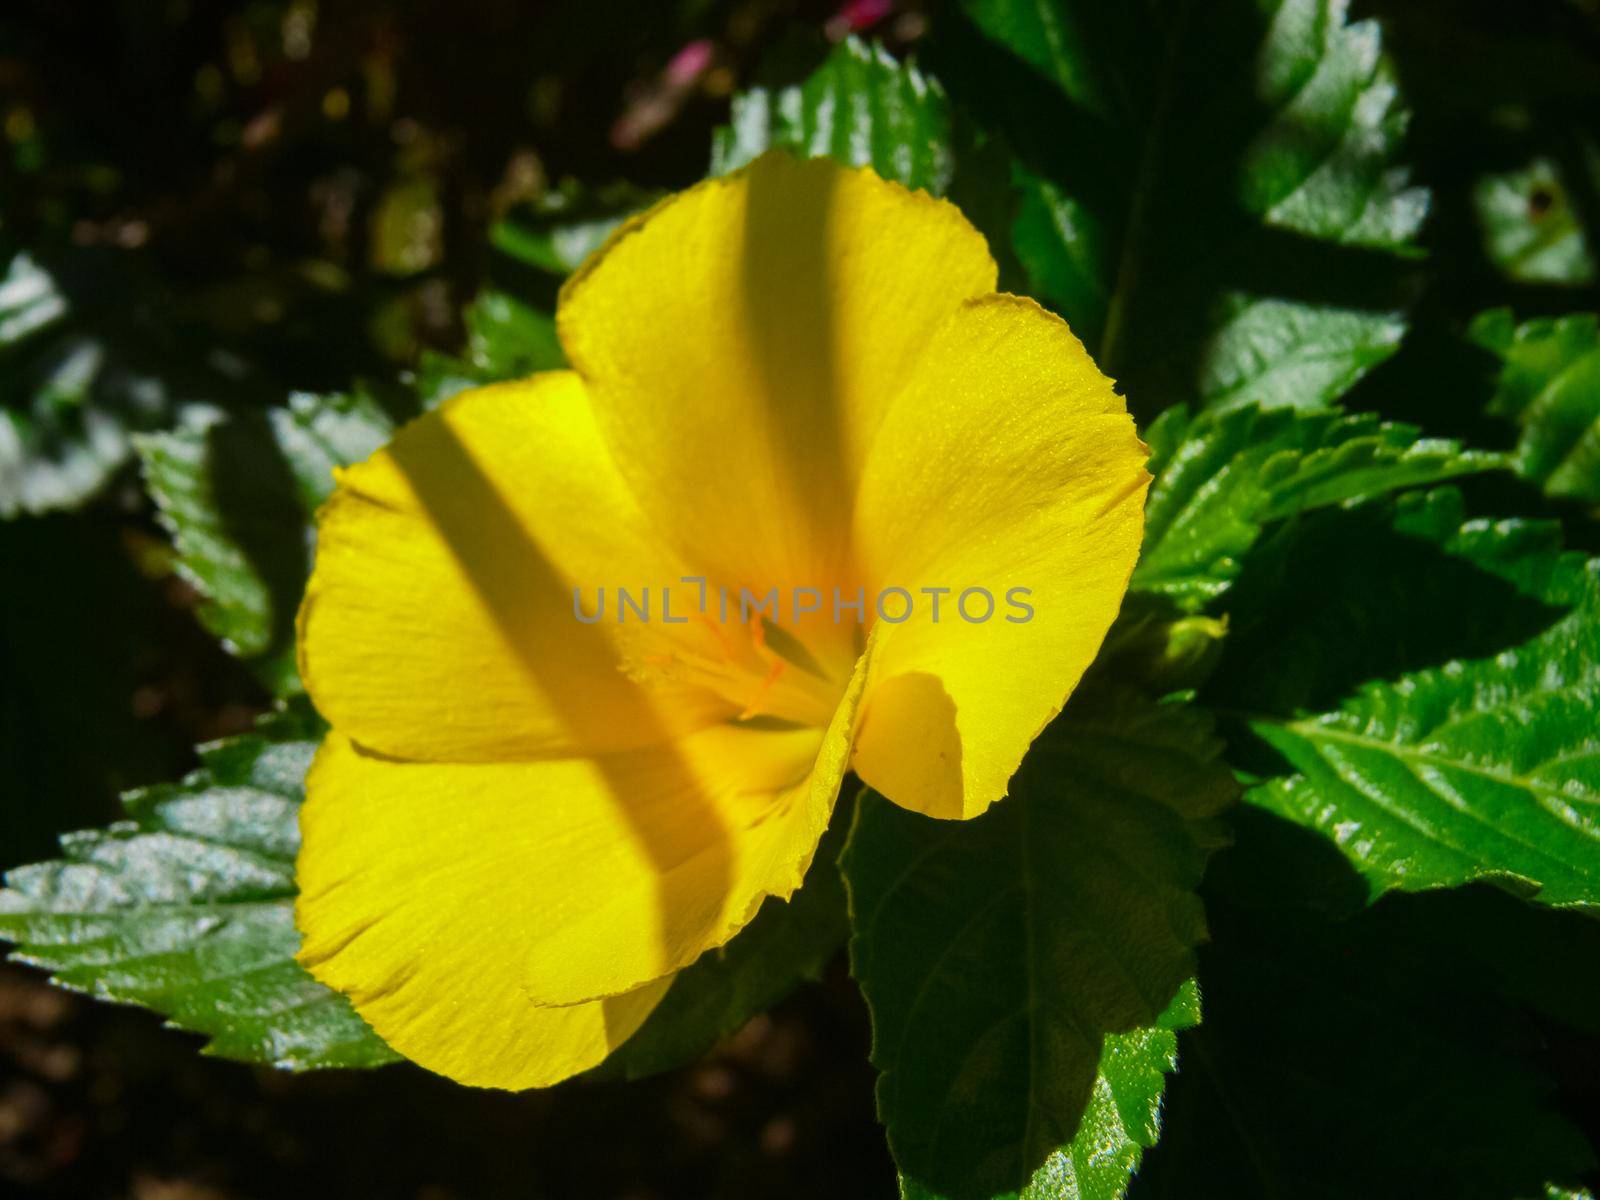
[849,295,1149,819]
[298,646,870,1030]
[557,150,996,625]
[298,372,726,763]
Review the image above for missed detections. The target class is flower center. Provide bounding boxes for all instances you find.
[622,612,844,729]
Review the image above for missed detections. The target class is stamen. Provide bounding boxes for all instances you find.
[619,610,842,728]
[738,657,788,721]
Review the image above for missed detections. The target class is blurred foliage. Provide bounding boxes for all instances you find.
[1474,156,1598,287]
[1,0,805,391]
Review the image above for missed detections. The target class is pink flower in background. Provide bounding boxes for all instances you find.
[827,0,894,40]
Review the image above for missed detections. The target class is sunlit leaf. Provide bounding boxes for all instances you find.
[0,707,397,1070]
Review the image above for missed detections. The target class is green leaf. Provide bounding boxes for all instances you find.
[0,248,183,517]
[490,180,660,278]
[1226,488,1600,910]
[0,707,398,1070]
[412,350,483,411]
[137,232,569,689]
[713,37,954,195]
[1364,877,1600,1043]
[599,799,852,1080]
[1130,809,1597,1200]
[1132,404,1503,613]
[1473,157,1597,287]
[463,289,565,378]
[942,0,1426,411]
[414,287,569,412]
[1472,309,1600,506]
[1203,490,1565,715]
[958,0,1110,112]
[136,390,397,695]
[899,984,1199,1200]
[842,689,1235,1200]
[1011,171,1111,340]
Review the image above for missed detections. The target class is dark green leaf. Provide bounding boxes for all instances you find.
[1225,488,1600,910]
[1472,309,1600,505]
[136,391,397,695]
[959,0,1109,113]
[1130,809,1596,1200]
[842,689,1235,1200]
[1204,490,1565,714]
[0,708,397,1070]
[1011,172,1110,340]
[941,0,1426,412]
[899,984,1198,1200]
[1133,403,1502,613]
[1369,879,1600,1043]
[713,37,954,195]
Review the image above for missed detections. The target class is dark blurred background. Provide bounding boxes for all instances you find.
[3,0,1600,1196]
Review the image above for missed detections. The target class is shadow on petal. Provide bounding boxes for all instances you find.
[385,419,731,989]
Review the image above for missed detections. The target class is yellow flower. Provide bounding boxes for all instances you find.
[293,151,1149,1089]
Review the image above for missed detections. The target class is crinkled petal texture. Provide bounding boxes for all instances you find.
[298,656,869,1086]
[294,149,1146,1090]
[850,295,1150,819]
[297,372,730,764]
[297,735,671,1090]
